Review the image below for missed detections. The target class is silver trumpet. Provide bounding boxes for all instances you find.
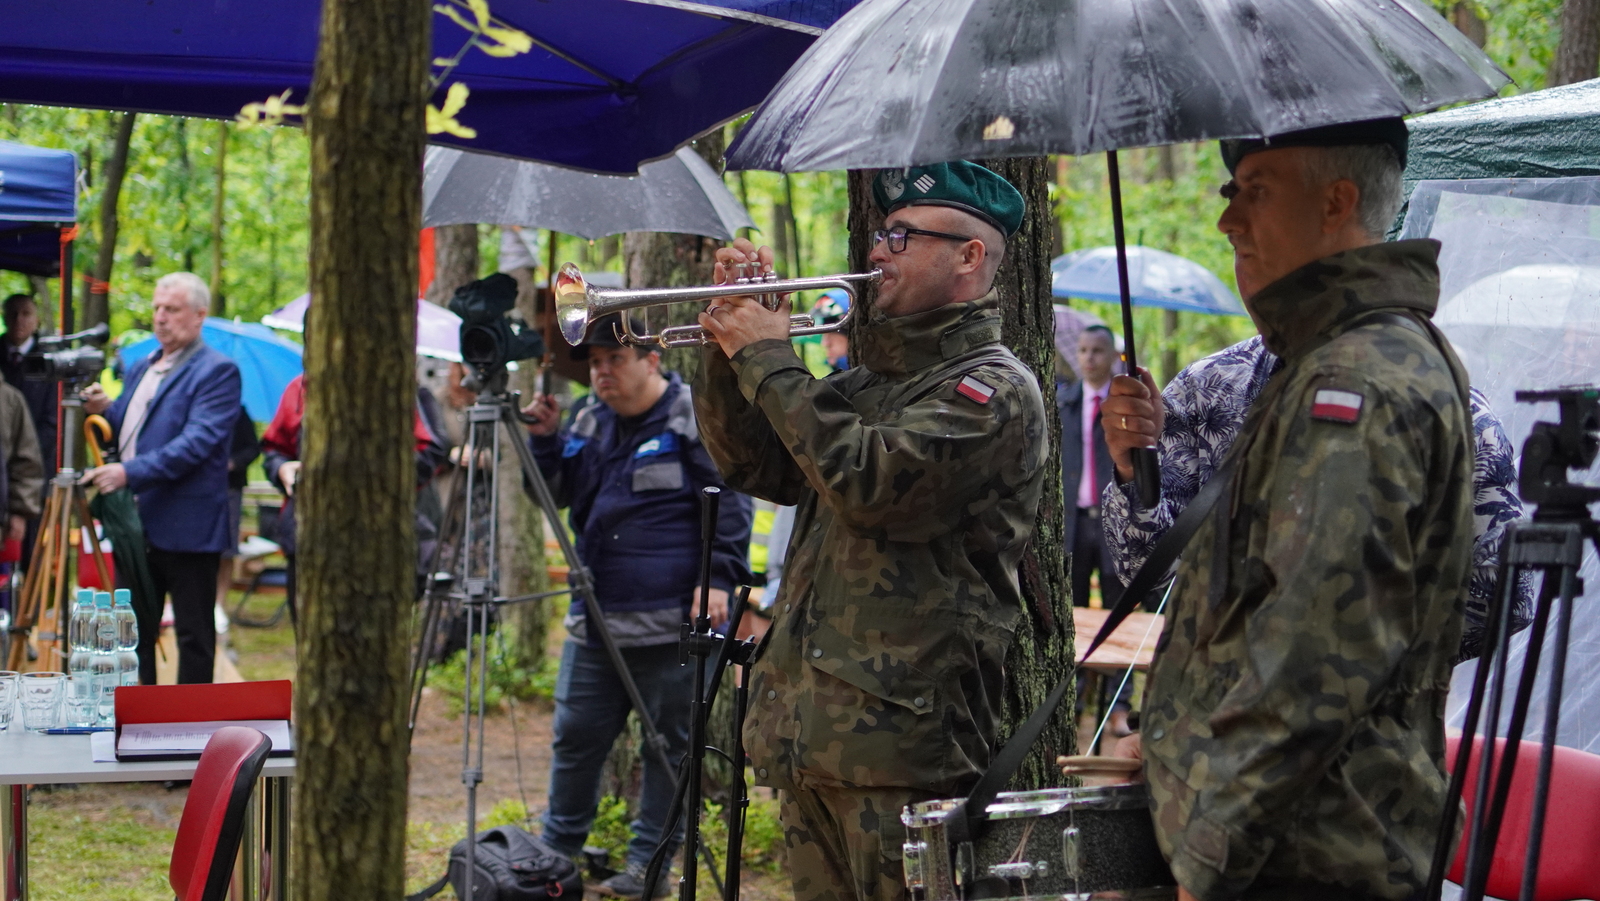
[552,261,883,348]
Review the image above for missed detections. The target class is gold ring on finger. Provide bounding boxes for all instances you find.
[1121,416,1128,430]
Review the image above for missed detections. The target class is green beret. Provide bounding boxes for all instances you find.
[872,161,1025,237]
[1220,117,1408,174]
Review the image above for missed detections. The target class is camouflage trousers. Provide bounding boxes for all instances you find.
[777,780,942,901]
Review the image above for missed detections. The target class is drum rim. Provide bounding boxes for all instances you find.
[904,782,1152,825]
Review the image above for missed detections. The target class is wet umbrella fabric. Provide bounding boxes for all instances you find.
[423,146,756,241]
[1052,246,1245,316]
[263,295,464,363]
[726,0,1508,172]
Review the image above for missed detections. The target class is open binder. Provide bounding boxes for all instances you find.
[112,680,294,762]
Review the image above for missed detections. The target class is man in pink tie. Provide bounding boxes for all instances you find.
[1059,323,1122,610]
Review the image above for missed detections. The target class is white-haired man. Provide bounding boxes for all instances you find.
[83,272,241,684]
[1104,119,1487,900]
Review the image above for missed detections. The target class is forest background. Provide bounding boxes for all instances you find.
[0,0,1574,389]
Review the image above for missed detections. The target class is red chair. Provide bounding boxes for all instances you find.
[1446,734,1600,901]
[169,726,274,901]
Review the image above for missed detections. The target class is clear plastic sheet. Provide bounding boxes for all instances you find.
[1400,177,1600,759]
[727,0,1508,172]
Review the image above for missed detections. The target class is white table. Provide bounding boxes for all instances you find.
[0,731,295,901]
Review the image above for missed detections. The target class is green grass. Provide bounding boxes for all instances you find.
[27,790,179,901]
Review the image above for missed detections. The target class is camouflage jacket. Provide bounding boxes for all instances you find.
[1141,241,1475,901]
[694,294,1048,792]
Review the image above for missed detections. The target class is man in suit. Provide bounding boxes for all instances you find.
[1060,323,1122,610]
[0,295,58,480]
[81,272,241,684]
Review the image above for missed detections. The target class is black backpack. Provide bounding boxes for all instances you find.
[407,826,583,901]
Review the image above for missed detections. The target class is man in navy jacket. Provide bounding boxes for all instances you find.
[523,314,752,898]
[83,272,241,684]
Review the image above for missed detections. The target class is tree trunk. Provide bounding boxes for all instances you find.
[1450,2,1488,48]
[978,158,1075,789]
[1550,0,1600,87]
[209,121,228,315]
[84,112,136,329]
[295,0,428,895]
[849,162,1073,790]
[621,128,726,381]
[498,235,550,672]
[425,224,480,306]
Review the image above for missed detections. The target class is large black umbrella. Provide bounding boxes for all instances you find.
[727,0,1508,500]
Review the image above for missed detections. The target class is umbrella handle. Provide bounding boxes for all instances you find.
[83,415,114,468]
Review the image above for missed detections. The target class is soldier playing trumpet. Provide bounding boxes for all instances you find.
[692,161,1048,901]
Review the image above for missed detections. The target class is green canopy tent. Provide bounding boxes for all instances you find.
[1405,78,1600,184]
[1394,78,1600,757]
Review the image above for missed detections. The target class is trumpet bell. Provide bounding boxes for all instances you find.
[553,262,593,346]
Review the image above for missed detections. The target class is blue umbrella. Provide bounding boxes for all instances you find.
[0,0,837,174]
[119,318,303,422]
[1051,246,1245,316]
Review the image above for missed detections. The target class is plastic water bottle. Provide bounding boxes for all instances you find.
[67,589,96,678]
[113,589,140,688]
[91,591,118,724]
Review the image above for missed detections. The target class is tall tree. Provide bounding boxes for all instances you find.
[621,128,726,381]
[209,121,228,314]
[84,112,136,329]
[847,160,1073,790]
[294,0,428,897]
[424,223,479,306]
[1549,0,1600,86]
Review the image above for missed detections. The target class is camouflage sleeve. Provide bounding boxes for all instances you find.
[1160,368,1466,900]
[1459,387,1533,662]
[692,344,809,506]
[726,338,1042,541]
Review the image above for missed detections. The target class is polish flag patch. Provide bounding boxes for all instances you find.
[1311,388,1364,423]
[956,375,997,405]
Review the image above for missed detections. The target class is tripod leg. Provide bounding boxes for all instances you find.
[500,409,724,896]
[1462,574,1559,901]
[1427,529,1521,900]
[1518,559,1578,901]
[73,491,112,590]
[407,458,470,735]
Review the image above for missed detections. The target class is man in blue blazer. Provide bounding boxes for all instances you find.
[82,272,241,684]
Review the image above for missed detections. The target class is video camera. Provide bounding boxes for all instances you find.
[1515,385,1600,511]
[448,273,545,377]
[23,322,110,388]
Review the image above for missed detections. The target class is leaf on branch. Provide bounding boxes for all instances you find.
[434,0,532,59]
[236,90,306,128]
[426,83,478,138]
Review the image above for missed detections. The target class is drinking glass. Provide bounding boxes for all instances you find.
[0,672,18,731]
[63,674,99,728]
[20,671,64,732]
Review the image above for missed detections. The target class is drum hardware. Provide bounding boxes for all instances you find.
[551,261,881,348]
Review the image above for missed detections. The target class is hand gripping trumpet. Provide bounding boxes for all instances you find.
[552,261,882,348]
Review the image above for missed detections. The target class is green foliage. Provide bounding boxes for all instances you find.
[425,628,560,716]
[586,794,636,860]
[1053,145,1259,382]
[0,105,310,331]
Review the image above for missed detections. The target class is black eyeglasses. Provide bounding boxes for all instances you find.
[871,225,976,254]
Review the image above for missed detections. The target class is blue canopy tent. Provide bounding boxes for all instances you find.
[0,140,77,278]
[0,0,859,173]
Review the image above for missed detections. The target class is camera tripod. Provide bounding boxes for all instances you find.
[1426,387,1600,901]
[404,368,722,901]
[6,387,113,672]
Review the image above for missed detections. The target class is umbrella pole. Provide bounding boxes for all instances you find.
[1105,151,1162,508]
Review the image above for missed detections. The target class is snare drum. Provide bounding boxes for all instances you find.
[901,783,1175,900]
